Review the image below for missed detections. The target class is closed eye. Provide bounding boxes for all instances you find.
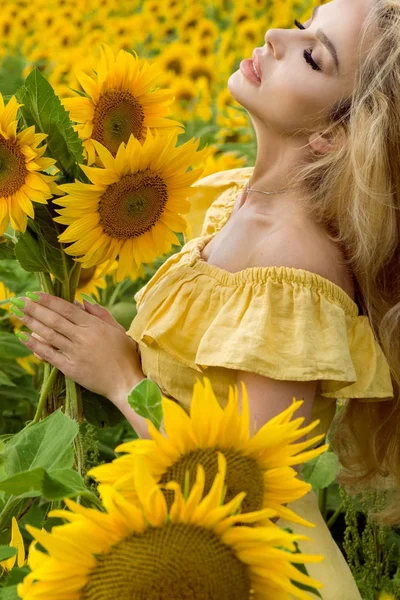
[294,19,323,72]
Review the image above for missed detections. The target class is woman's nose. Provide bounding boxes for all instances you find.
[264,29,285,60]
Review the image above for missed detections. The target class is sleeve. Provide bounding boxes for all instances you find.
[194,279,394,401]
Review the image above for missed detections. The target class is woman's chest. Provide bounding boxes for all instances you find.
[199,191,356,302]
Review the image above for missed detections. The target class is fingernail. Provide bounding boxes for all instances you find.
[15,331,29,342]
[10,297,25,309]
[10,306,24,318]
[80,293,97,304]
[25,291,41,302]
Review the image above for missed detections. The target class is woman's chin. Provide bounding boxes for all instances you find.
[227,70,256,109]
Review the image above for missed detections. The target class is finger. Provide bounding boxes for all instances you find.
[19,293,92,342]
[22,293,89,326]
[74,300,85,310]
[15,311,73,353]
[16,332,71,373]
[82,300,126,332]
[31,331,54,346]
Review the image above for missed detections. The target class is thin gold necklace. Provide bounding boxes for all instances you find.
[245,182,292,196]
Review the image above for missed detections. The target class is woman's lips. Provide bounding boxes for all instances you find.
[252,49,262,81]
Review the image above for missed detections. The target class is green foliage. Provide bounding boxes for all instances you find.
[0,410,79,541]
[0,334,32,361]
[0,586,20,599]
[0,56,25,97]
[3,409,77,476]
[0,467,88,501]
[127,377,163,430]
[16,68,84,179]
[0,547,17,562]
[0,239,15,261]
[14,204,77,286]
[81,388,125,429]
[302,451,340,490]
[0,258,37,296]
[341,487,400,599]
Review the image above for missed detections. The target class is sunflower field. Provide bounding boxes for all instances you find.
[0,0,399,598]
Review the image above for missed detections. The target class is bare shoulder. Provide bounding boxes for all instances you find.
[252,222,356,301]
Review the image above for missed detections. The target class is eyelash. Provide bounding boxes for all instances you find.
[294,19,322,72]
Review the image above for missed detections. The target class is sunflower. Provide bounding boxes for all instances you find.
[53,129,209,282]
[0,94,57,236]
[89,377,329,528]
[62,43,184,165]
[18,453,324,600]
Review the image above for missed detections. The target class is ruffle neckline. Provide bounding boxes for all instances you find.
[188,234,360,318]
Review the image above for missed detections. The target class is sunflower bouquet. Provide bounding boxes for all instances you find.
[0,42,209,426]
[1,378,328,600]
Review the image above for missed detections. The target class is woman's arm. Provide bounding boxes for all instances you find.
[237,371,318,438]
[13,292,154,439]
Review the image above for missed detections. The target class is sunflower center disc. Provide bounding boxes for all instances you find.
[92,90,145,156]
[81,522,251,600]
[0,136,27,197]
[98,170,168,239]
[160,448,265,514]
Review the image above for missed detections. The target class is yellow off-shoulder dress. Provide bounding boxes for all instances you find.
[127,168,394,600]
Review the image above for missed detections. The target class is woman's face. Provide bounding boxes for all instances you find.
[228,0,376,135]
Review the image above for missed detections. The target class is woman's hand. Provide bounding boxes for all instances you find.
[13,292,143,409]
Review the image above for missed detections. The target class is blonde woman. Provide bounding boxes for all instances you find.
[13,0,400,597]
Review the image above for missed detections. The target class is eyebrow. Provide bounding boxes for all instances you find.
[310,6,340,74]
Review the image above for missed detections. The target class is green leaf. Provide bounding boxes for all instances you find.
[0,586,20,600]
[14,228,49,275]
[127,378,163,430]
[0,467,88,500]
[16,68,84,178]
[0,546,17,561]
[0,333,32,360]
[0,374,38,405]
[301,452,340,491]
[0,361,30,382]
[15,204,77,283]
[0,237,15,261]
[81,388,125,429]
[2,566,30,587]
[3,409,78,477]
[0,371,16,388]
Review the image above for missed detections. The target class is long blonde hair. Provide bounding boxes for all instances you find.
[291,1,400,524]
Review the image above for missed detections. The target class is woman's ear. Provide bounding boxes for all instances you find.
[308,131,336,154]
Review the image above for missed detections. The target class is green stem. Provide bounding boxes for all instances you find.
[108,280,126,307]
[73,430,86,497]
[68,261,82,302]
[37,271,55,295]
[318,487,328,520]
[27,365,58,426]
[327,501,344,529]
[65,377,83,422]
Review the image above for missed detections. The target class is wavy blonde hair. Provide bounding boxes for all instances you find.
[289,1,400,524]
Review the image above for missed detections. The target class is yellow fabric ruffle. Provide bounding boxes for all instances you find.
[184,167,255,242]
[129,233,393,402]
